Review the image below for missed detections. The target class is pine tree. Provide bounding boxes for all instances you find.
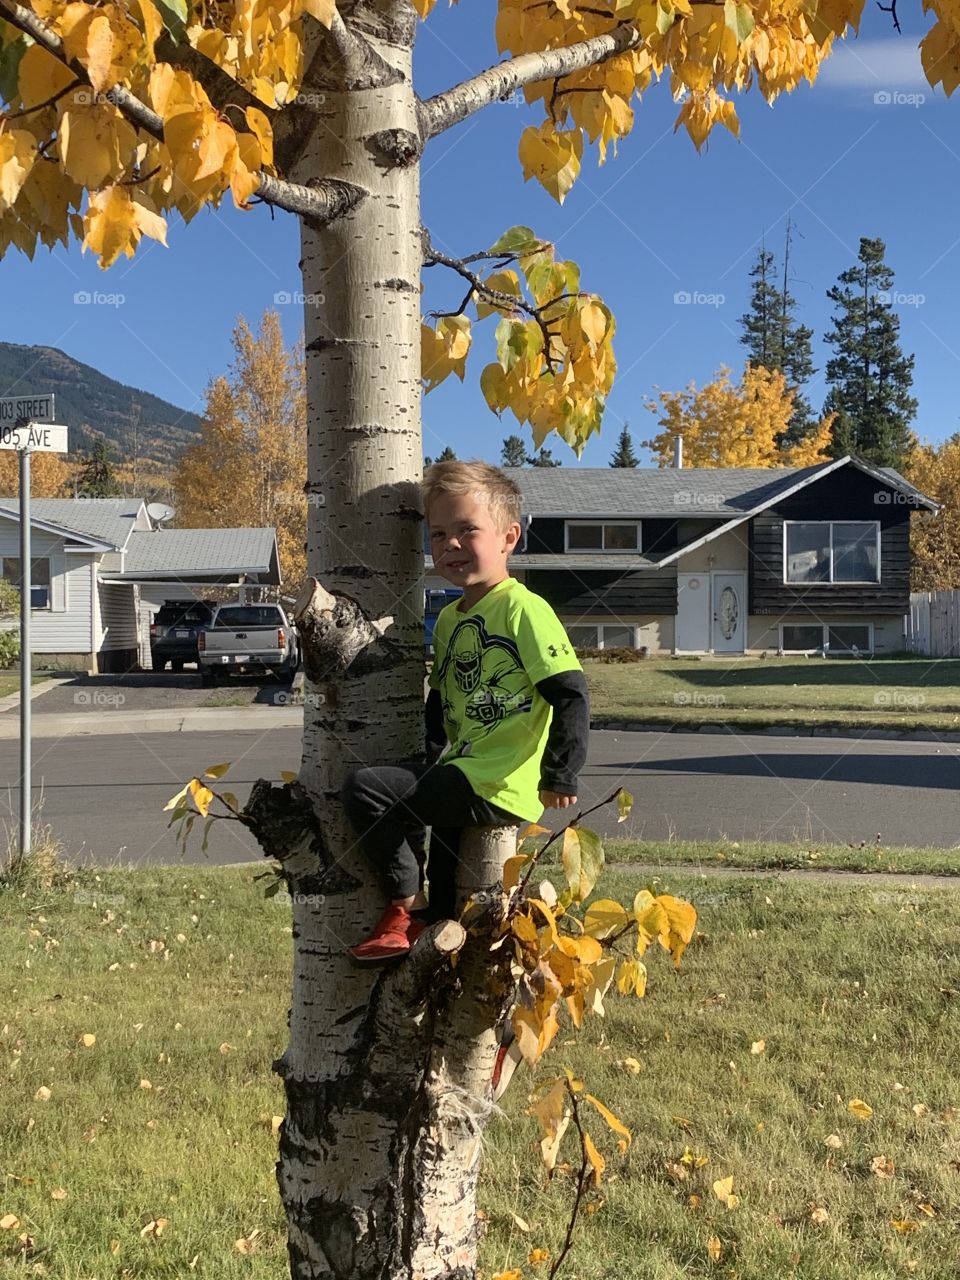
[738,220,816,446]
[500,435,529,467]
[528,446,561,467]
[424,445,457,466]
[822,237,918,468]
[609,423,640,467]
[75,439,121,497]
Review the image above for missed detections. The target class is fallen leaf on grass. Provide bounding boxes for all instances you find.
[750,1040,766,1055]
[492,1271,523,1280]
[0,1214,20,1230]
[235,1228,262,1254]
[271,1115,283,1134]
[219,1043,233,1055]
[824,1133,843,1149]
[890,1219,919,1234]
[110,1240,120,1254]
[918,1203,936,1217]
[707,1234,722,1263]
[140,1216,168,1239]
[33,1086,51,1102]
[528,1246,550,1263]
[870,1155,895,1179]
[912,1103,928,1118]
[49,1188,67,1200]
[809,1205,829,1225]
[687,1193,701,1209]
[509,1212,531,1232]
[139,1079,153,1090]
[712,1176,739,1209]
[848,1098,873,1120]
[616,1057,642,1073]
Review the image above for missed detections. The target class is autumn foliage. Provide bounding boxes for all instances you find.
[644,362,835,469]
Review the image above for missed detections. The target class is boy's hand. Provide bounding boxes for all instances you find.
[540,789,577,809]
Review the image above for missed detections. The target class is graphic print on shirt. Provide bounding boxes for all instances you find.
[436,615,534,757]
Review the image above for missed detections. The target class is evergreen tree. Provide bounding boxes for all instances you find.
[424,445,457,466]
[822,236,918,468]
[75,439,121,497]
[609,423,640,467]
[738,220,817,447]
[500,435,528,467]
[528,446,561,467]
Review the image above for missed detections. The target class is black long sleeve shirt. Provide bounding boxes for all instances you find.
[425,669,589,796]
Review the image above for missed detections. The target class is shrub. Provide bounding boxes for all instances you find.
[575,645,647,663]
[0,628,19,670]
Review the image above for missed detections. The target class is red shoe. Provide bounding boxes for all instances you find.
[348,906,424,965]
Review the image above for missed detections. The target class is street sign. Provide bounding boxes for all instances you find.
[0,393,55,425]
[0,422,68,452]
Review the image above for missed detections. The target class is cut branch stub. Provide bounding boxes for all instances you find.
[293,576,398,681]
[243,776,359,893]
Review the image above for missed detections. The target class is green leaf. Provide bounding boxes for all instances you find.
[264,878,283,899]
[154,0,189,41]
[0,32,29,104]
[489,225,542,256]
[204,762,231,779]
[617,788,634,824]
[656,1,676,36]
[724,0,755,42]
[201,817,215,853]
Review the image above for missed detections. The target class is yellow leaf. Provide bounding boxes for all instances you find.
[80,1033,96,1048]
[707,1234,722,1263]
[34,1086,51,1102]
[848,1098,873,1121]
[203,762,232,779]
[712,1175,739,1209]
[869,1155,895,1179]
[50,1187,67,1200]
[281,771,298,783]
[140,1216,168,1238]
[188,778,214,817]
[0,1214,20,1230]
[301,0,337,26]
[583,1130,605,1185]
[584,1093,631,1146]
[234,1228,262,1254]
[0,129,37,214]
[163,783,190,812]
[824,1133,842,1149]
[492,1271,523,1280]
[810,1205,829,1225]
[503,854,530,893]
[422,315,472,390]
[890,1219,919,1234]
[750,1039,765,1055]
[518,123,583,204]
[17,43,76,110]
[59,104,139,190]
[528,1246,550,1263]
[139,1078,153,1090]
[582,898,629,939]
[244,106,274,168]
[271,1115,283,1134]
[579,302,607,345]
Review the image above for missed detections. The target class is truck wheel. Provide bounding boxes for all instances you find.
[171,659,184,674]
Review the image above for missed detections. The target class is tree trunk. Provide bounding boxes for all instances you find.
[241,7,519,1277]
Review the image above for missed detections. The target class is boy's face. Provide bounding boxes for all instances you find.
[428,491,521,593]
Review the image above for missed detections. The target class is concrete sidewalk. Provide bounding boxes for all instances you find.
[0,705,304,739]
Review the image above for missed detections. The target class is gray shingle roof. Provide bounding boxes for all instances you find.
[500,465,830,517]
[0,497,143,547]
[119,528,279,579]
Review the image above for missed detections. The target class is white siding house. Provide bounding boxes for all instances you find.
[0,498,281,672]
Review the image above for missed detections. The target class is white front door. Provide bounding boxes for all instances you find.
[712,572,746,653]
[676,573,710,652]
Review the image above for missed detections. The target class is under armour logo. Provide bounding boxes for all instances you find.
[547,643,570,658]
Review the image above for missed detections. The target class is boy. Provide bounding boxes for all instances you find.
[341,459,590,963]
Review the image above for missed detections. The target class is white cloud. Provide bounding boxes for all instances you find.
[816,37,929,90]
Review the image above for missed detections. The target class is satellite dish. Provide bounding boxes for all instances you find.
[147,502,176,526]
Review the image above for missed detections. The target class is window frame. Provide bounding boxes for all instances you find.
[2,555,52,610]
[565,622,638,650]
[782,520,881,585]
[564,520,642,554]
[778,621,874,655]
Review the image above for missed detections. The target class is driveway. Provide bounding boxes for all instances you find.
[9,669,294,716]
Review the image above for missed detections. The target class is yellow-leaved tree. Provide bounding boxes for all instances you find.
[173,310,307,590]
[1,1,957,1276]
[907,435,960,590]
[644,363,835,468]
[0,449,71,496]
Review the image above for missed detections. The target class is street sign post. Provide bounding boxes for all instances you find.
[4,395,66,860]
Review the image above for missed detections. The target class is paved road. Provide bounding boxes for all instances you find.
[2,724,959,866]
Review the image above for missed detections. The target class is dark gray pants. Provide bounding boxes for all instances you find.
[340,760,523,921]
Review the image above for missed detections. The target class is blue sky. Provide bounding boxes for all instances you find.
[1,2,957,467]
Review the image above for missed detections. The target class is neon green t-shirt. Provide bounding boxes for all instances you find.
[428,576,582,823]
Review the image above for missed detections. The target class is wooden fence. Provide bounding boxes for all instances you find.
[907,590,960,657]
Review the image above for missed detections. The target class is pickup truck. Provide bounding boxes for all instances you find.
[198,603,298,684]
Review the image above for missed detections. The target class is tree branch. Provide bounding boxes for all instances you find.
[0,0,365,224]
[419,22,642,141]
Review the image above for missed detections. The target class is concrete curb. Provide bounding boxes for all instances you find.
[591,716,960,744]
[0,675,75,715]
[0,705,304,739]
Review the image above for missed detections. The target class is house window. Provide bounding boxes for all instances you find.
[780,623,873,654]
[565,522,640,553]
[2,556,51,609]
[784,522,879,583]
[566,623,637,650]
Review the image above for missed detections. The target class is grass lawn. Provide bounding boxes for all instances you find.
[2,859,958,1278]
[598,836,960,878]
[585,658,960,733]
[0,673,49,701]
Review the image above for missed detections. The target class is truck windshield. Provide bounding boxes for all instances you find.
[213,607,283,628]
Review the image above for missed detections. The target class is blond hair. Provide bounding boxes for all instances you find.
[422,459,522,534]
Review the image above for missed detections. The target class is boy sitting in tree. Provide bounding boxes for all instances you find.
[342,459,590,963]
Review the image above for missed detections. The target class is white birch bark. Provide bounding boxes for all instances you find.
[239,5,520,1277]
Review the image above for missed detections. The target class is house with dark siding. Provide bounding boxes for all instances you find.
[424,457,938,656]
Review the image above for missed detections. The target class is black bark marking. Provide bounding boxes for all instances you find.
[367,127,422,169]
[376,277,417,293]
[243,778,360,894]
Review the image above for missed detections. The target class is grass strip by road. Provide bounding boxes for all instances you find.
[0,673,50,701]
[585,657,960,735]
[596,836,960,878]
[2,859,958,1278]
